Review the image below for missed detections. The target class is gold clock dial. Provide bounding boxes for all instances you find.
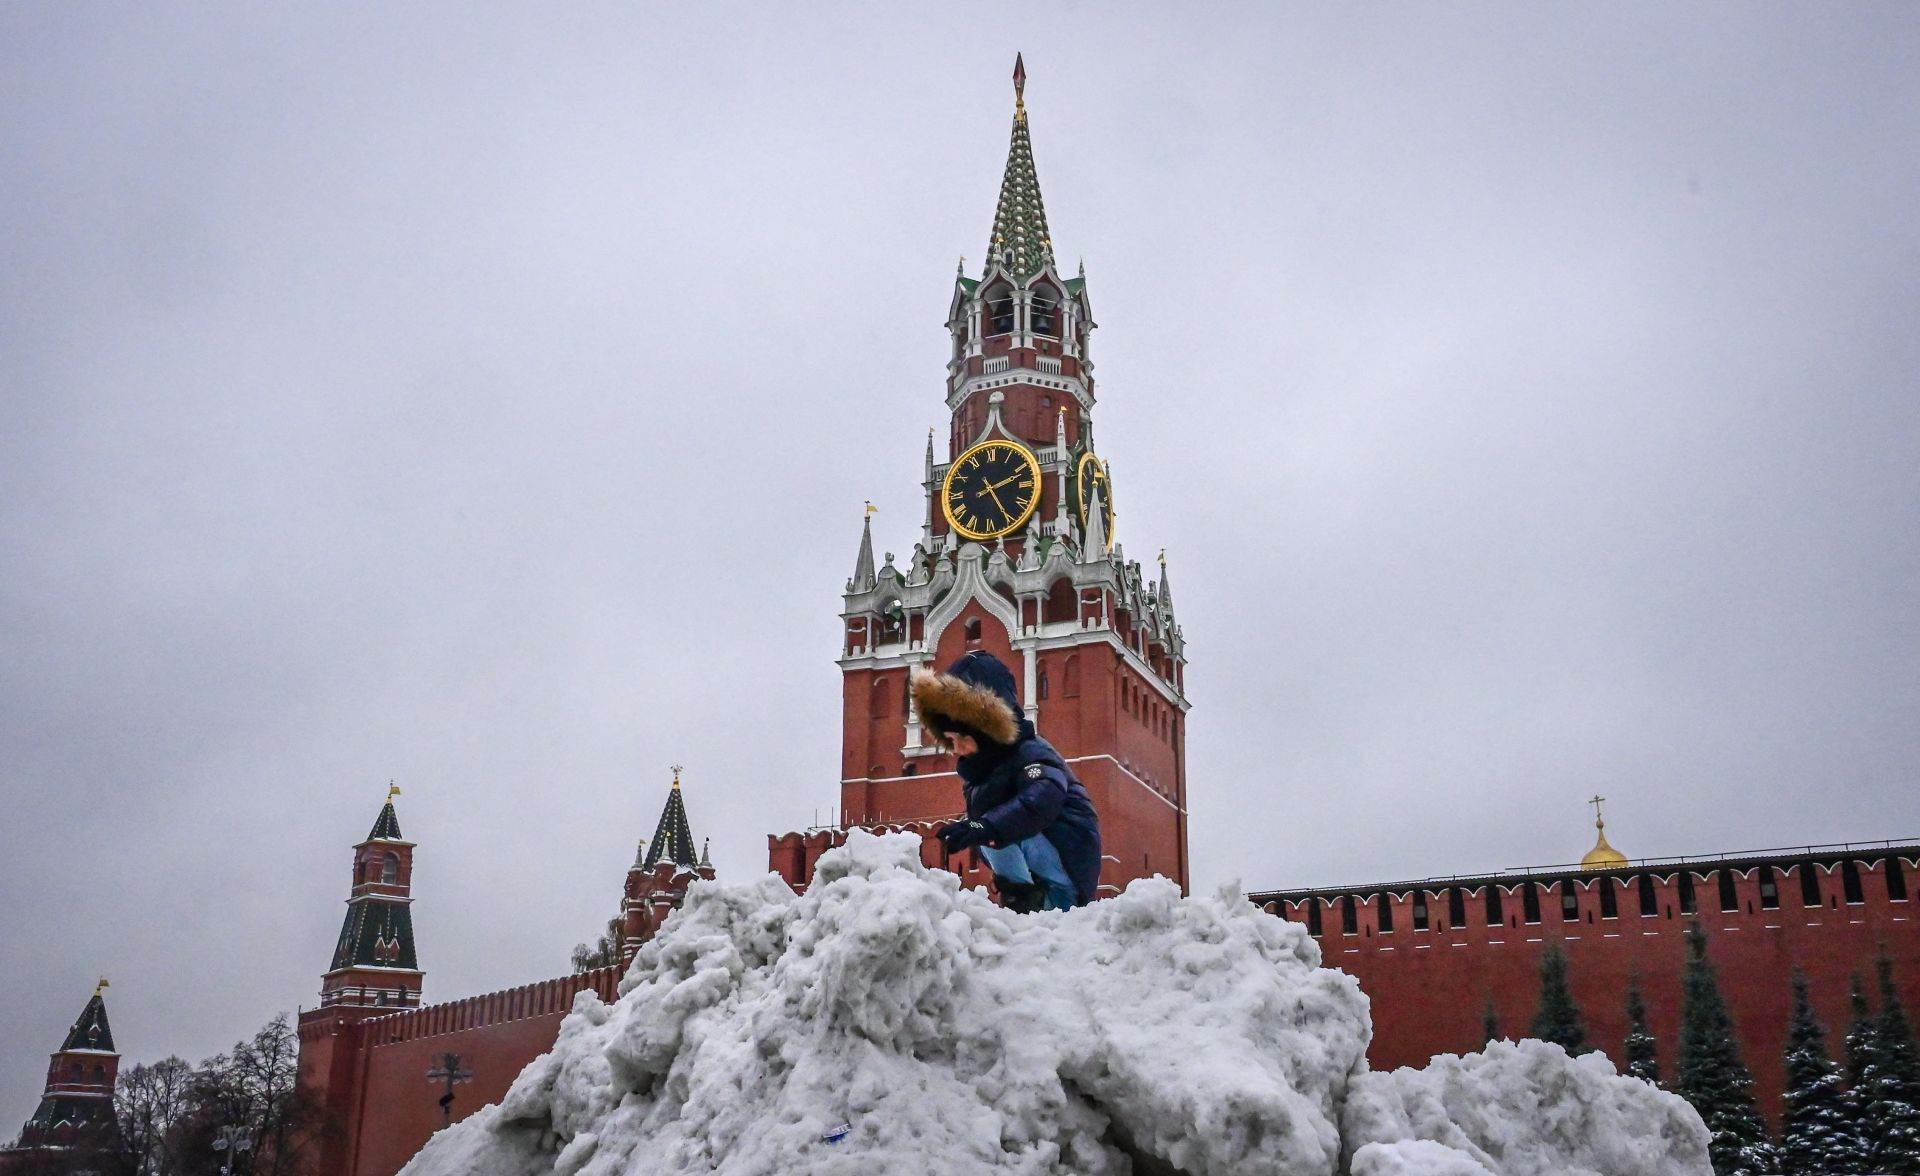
[1076,451,1113,534]
[942,439,1042,540]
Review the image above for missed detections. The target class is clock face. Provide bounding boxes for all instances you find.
[1076,451,1113,534]
[942,439,1042,540]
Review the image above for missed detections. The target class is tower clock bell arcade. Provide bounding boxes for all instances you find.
[828,57,1189,898]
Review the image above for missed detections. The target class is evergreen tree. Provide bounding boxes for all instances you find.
[1624,979,1661,1086]
[1481,995,1500,1046]
[1865,954,1920,1174]
[1845,971,1879,1167]
[1674,922,1780,1176]
[1528,943,1590,1054]
[1780,970,1864,1175]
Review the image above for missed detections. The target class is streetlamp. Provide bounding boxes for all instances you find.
[425,1052,473,1129]
[212,1125,252,1175]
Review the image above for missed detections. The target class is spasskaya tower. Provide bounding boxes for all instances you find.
[768,56,1189,897]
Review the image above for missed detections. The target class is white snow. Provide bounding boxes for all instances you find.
[401,831,1709,1176]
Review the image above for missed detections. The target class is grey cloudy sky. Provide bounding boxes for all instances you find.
[4,2,1918,1125]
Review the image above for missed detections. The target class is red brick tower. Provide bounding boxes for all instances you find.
[4,980,119,1160]
[296,787,423,1175]
[774,57,1190,897]
[620,767,717,963]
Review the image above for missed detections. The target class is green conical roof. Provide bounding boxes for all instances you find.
[987,54,1053,281]
[642,773,700,870]
[59,989,114,1053]
[367,799,403,841]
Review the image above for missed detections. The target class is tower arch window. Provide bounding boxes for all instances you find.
[1412,892,1429,931]
[871,676,893,717]
[1036,664,1050,701]
[1758,866,1780,909]
[382,852,400,885]
[986,288,1015,335]
[1062,654,1080,698]
[964,618,983,643]
[1031,288,1061,336]
[1559,880,1579,922]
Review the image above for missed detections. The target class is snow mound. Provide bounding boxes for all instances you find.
[1344,1039,1710,1175]
[401,831,1708,1176]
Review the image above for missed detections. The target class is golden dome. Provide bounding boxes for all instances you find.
[1581,795,1628,868]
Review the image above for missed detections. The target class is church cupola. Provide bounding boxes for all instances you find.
[14,980,120,1153]
[318,785,424,1013]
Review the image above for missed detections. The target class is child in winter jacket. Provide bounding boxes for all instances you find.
[912,650,1103,911]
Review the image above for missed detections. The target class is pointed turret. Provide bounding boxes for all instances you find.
[1156,549,1175,616]
[620,767,718,962]
[315,787,423,1013]
[1083,484,1110,558]
[849,505,878,594]
[15,981,121,1152]
[987,53,1053,280]
[367,787,403,840]
[641,766,700,870]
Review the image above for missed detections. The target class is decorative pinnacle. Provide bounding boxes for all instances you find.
[95,977,109,996]
[1013,53,1026,119]
[1589,794,1607,829]
[865,501,878,518]
[671,764,684,790]
[1158,548,1166,569]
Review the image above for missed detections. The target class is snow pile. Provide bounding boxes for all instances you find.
[401,831,1708,1176]
[1344,1040,1709,1175]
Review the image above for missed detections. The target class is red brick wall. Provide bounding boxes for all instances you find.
[1258,853,1920,1125]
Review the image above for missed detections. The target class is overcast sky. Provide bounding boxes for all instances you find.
[4,2,1918,1126]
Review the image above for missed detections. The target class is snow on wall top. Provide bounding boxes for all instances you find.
[400,830,1709,1176]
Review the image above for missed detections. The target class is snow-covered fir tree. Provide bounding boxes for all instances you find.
[1780,969,1864,1175]
[1675,922,1780,1176]
[1529,943,1590,1054]
[1624,979,1662,1086]
[1846,971,1879,1169]
[1865,955,1920,1175]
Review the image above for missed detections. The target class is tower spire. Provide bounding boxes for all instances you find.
[988,53,1053,280]
[850,503,878,593]
[642,766,700,869]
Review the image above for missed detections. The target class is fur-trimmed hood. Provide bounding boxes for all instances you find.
[911,651,1023,748]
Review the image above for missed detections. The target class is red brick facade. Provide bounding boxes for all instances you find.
[1249,843,1920,1125]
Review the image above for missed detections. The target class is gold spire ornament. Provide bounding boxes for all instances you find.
[865,501,878,518]
[1581,795,1628,868]
[1013,52,1027,120]
[670,764,684,791]
[95,977,109,996]
[387,782,402,801]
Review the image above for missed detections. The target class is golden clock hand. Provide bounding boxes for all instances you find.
[979,482,1011,515]
[981,473,1023,493]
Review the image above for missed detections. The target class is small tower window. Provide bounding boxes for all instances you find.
[1484,888,1504,926]
[1639,874,1659,916]
[1376,893,1395,933]
[1412,892,1429,931]
[381,852,399,885]
[1843,860,1864,904]
[1521,883,1541,925]
[1559,881,1579,922]
[1037,664,1050,701]
[1888,858,1909,901]
[1340,895,1357,936]
[1799,863,1822,907]
[1758,866,1780,909]
[1717,869,1740,912]
[1598,878,1618,919]
[1447,886,1466,928]
[964,618,982,643]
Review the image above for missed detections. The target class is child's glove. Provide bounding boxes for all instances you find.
[938,819,994,851]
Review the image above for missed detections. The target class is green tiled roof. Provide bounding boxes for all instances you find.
[367,800,403,841]
[643,783,700,870]
[987,56,1054,280]
[58,992,114,1053]
[331,900,418,971]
